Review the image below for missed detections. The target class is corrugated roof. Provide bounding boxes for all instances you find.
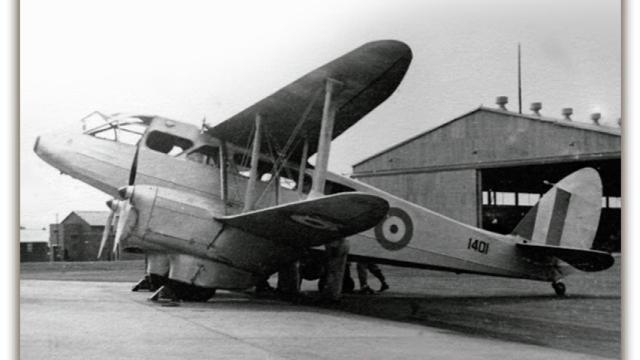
[353,106,621,167]
[20,228,49,243]
[64,211,111,227]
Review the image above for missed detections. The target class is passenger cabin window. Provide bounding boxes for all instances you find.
[187,146,220,167]
[232,153,273,179]
[146,131,193,156]
[231,152,304,191]
[279,177,296,190]
[297,174,353,195]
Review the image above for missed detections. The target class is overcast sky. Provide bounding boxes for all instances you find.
[20,0,621,228]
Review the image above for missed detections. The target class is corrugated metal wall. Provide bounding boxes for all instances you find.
[359,169,478,226]
[354,110,621,175]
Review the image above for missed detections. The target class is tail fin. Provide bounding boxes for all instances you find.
[512,167,602,249]
[512,168,613,272]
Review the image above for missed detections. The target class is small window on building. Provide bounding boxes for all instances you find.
[145,131,193,156]
[482,191,490,205]
[518,193,540,206]
[608,197,621,209]
[187,145,220,167]
[499,192,516,206]
[487,191,518,206]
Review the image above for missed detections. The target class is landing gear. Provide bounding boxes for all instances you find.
[132,276,152,292]
[149,280,216,303]
[552,281,566,296]
[317,266,355,293]
[132,274,168,292]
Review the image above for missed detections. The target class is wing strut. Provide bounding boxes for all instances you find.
[309,78,342,198]
[297,138,309,196]
[219,140,229,215]
[243,113,263,211]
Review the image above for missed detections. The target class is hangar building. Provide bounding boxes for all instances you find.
[49,211,111,261]
[20,227,50,262]
[49,211,144,261]
[352,103,621,251]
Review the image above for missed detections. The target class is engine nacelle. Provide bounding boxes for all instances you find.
[119,185,225,256]
[119,185,300,289]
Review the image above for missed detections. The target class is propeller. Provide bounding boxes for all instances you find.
[97,204,116,259]
[97,141,141,260]
[112,188,134,256]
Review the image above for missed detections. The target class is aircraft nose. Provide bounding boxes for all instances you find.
[33,132,70,165]
[33,134,55,161]
[33,136,40,152]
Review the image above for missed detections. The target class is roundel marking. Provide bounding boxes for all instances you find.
[290,214,340,232]
[374,207,413,250]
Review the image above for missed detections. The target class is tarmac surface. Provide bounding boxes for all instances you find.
[20,259,620,359]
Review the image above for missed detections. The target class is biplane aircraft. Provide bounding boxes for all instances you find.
[34,40,613,301]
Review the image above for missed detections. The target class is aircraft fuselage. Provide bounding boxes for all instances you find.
[34,115,563,289]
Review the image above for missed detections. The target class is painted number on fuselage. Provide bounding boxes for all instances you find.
[467,238,489,254]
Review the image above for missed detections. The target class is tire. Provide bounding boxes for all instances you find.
[552,281,566,296]
[170,280,216,302]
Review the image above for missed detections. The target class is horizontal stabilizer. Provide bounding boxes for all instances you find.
[517,243,614,272]
[215,192,389,247]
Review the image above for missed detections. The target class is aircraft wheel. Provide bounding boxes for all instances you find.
[552,281,566,296]
[148,273,168,291]
[169,280,216,302]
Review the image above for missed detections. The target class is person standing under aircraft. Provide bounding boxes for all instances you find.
[357,262,389,294]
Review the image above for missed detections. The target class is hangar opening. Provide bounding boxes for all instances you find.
[480,159,620,251]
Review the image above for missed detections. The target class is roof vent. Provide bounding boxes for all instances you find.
[496,96,508,110]
[530,102,542,116]
[590,113,601,125]
[561,108,573,121]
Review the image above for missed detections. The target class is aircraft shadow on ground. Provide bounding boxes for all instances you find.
[315,291,620,356]
[149,288,619,358]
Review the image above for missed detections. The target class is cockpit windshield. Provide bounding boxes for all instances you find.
[82,111,152,145]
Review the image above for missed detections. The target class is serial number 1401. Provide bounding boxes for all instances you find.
[467,238,490,254]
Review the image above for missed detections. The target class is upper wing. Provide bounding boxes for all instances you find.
[207,40,412,165]
[215,192,389,247]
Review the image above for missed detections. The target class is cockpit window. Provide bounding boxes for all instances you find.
[83,113,149,145]
[145,131,193,156]
[187,145,219,167]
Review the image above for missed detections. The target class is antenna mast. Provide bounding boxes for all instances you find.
[518,43,522,114]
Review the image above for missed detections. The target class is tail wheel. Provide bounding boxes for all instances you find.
[552,281,566,296]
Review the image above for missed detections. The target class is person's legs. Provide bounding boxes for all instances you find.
[356,262,368,288]
[367,263,389,292]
